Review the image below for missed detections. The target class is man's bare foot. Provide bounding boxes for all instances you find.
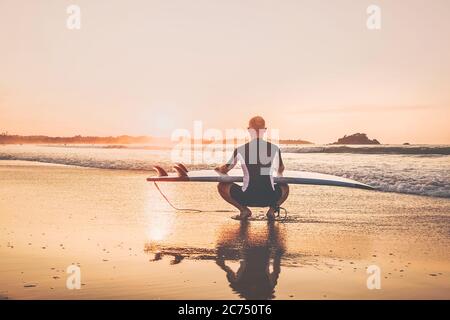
[266,207,277,221]
[239,207,252,220]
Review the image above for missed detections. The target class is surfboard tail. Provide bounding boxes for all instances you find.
[148,164,191,181]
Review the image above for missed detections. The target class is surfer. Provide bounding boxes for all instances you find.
[215,116,289,220]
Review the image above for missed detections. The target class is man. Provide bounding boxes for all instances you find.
[215,116,289,220]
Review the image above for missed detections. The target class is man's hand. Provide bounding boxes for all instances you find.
[215,164,229,174]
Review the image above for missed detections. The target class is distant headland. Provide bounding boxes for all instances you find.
[0,134,155,145]
[331,133,380,145]
[0,133,312,145]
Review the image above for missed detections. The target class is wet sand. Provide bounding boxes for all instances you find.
[0,160,449,299]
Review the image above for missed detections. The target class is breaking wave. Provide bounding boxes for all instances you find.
[1,145,449,199]
[23,143,450,155]
[281,145,450,155]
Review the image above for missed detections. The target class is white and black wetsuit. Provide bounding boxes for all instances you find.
[226,138,284,207]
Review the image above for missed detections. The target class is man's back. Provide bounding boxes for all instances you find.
[231,138,283,193]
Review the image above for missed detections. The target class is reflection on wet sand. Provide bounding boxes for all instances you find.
[216,221,285,299]
[145,221,286,299]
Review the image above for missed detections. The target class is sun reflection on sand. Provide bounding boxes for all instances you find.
[144,189,176,242]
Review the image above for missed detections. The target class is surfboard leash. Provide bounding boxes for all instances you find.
[153,182,203,212]
[153,182,235,213]
[153,182,287,219]
[274,206,288,220]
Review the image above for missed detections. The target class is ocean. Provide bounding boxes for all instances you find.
[1,144,449,198]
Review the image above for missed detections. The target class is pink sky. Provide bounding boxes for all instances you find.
[1,0,449,144]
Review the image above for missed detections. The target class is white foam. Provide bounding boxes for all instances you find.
[1,145,449,198]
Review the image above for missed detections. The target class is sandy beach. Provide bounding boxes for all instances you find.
[0,160,449,299]
[2,0,450,307]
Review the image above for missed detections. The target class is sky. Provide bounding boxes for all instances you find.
[0,0,449,144]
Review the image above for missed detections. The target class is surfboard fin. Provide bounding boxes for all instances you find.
[173,165,188,177]
[153,166,168,177]
[174,163,188,173]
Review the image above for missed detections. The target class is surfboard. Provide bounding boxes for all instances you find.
[147,164,374,190]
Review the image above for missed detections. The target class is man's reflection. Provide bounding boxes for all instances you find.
[215,221,285,299]
[145,221,286,300]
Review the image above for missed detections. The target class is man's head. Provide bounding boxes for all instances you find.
[248,116,266,138]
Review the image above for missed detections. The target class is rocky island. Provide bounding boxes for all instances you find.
[332,133,380,145]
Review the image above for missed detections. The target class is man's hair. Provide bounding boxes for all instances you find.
[248,116,266,131]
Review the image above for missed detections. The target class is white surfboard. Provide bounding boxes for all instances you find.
[147,164,374,190]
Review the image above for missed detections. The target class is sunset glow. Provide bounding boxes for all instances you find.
[1,0,449,144]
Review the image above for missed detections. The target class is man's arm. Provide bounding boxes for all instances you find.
[215,149,238,174]
[277,150,285,175]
